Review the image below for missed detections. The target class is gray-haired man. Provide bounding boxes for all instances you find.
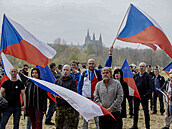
[94,67,123,129]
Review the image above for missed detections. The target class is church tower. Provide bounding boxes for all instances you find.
[84,29,91,47]
[93,33,95,41]
[83,29,103,55]
[99,33,102,43]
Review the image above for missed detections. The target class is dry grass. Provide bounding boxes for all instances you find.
[5,99,168,129]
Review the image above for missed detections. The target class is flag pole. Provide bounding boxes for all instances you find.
[112,3,131,47]
[129,43,140,65]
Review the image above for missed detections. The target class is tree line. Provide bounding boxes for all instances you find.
[4,43,171,68]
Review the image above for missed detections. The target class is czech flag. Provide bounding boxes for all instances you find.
[36,65,57,103]
[163,62,172,75]
[26,76,115,121]
[0,52,21,86]
[141,43,157,51]
[121,59,140,99]
[156,88,169,106]
[117,4,172,58]
[0,14,56,67]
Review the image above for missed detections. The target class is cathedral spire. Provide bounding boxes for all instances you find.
[87,29,90,36]
[93,33,95,41]
[99,33,102,43]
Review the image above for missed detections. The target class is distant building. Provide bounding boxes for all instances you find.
[83,29,103,55]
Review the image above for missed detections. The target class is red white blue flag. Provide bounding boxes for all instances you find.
[141,43,157,51]
[1,14,56,67]
[26,76,116,121]
[163,62,172,75]
[117,4,172,58]
[156,88,169,106]
[36,65,57,103]
[121,59,140,99]
[0,52,21,86]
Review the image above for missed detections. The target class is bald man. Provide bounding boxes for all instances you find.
[130,62,152,129]
[78,46,113,129]
[54,65,78,129]
[0,67,26,129]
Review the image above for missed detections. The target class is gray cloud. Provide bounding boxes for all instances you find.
[0,0,172,48]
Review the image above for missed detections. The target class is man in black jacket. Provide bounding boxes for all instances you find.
[152,68,165,115]
[130,62,152,129]
[55,64,78,129]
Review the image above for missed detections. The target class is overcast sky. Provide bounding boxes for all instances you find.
[0,0,172,49]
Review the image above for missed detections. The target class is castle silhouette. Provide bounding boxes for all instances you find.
[83,29,103,55]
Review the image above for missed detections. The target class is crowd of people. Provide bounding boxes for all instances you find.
[0,47,172,129]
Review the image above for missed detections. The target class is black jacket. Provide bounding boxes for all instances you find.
[134,72,152,99]
[19,73,47,113]
[121,81,129,98]
[25,80,47,113]
[55,76,77,107]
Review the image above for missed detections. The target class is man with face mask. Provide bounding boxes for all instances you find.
[77,46,113,129]
[94,67,123,129]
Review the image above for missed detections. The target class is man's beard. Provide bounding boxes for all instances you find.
[103,76,109,80]
[88,67,94,71]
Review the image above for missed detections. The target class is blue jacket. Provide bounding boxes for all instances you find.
[77,56,112,99]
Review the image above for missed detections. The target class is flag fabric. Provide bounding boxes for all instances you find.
[26,76,115,121]
[121,59,140,99]
[0,52,23,103]
[36,65,55,83]
[117,4,172,58]
[0,14,56,67]
[163,62,172,75]
[36,65,57,103]
[141,43,157,51]
[0,52,20,86]
[156,88,169,106]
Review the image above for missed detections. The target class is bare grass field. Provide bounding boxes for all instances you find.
[5,99,167,129]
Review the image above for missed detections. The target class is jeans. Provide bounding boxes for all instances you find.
[45,98,55,123]
[0,107,21,129]
[27,117,31,129]
[82,117,99,129]
[169,105,172,116]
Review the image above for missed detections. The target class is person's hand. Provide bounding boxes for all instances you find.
[107,108,112,113]
[21,105,26,111]
[109,46,113,56]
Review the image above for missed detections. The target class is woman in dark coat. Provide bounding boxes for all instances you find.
[20,68,47,129]
[113,68,129,118]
